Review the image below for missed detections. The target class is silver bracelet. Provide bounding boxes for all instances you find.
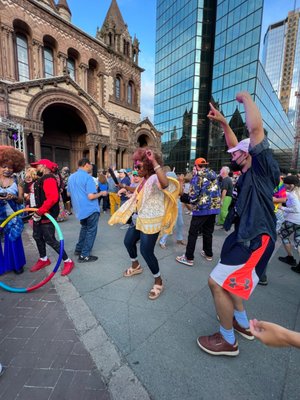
[154,165,161,171]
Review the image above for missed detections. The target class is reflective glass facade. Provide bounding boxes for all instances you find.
[154,0,296,172]
[210,0,295,171]
[154,0,216,172]
[262,11,300,127]
[262,21,286,96]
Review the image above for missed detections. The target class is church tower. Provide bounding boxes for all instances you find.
[57,0,72,22]
[96,0,140,64]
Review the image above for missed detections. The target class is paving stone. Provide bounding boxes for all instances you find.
[7,326,37,339]
[10,351,38,368]
[17,386,52,400]
[48,370,75,399]
[63,354,96,371]
[25,368,61,388]
[17,316,45,328]
[0,367,32,399]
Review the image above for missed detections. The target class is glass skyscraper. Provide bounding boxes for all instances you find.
[154,0,296,172]
[155,0,216,172]
[262,10,300,127]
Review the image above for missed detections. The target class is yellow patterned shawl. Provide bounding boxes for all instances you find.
[108,175,179,235]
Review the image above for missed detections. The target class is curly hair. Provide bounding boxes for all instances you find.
[132,148,163,176]
[0,146,25,173]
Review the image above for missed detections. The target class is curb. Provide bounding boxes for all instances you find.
[52,274,151,400]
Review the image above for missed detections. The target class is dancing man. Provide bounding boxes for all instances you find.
[30,159,75,276]
[197,92,280,356]
[176,157,221,266]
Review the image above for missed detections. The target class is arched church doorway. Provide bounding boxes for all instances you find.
[41,104,87,170]
[137,134,149,147]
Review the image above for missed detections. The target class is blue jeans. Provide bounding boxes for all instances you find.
[124,225,160,277]
[76,212,99,257]
[160,199,183,245]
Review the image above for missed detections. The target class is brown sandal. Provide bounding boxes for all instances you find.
[123,264,143,277]
[148,284,164,300]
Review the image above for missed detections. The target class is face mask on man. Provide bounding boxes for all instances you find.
[230,153,246,172]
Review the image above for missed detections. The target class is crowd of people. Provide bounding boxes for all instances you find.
[1,91,300,375]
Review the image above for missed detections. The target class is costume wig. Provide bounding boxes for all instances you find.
[132,148,163,176]
[0,146,25,173]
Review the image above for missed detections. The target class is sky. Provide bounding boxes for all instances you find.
[67,0,299,122]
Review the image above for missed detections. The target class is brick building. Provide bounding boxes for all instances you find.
[0,0,160,170]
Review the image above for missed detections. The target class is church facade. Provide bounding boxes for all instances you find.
[0,0,160,170]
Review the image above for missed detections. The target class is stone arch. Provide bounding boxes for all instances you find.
[135,128,157,147]
[26,88,100,133]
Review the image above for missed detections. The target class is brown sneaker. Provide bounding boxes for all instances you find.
[233,318,254,340]
[197,332,239,356]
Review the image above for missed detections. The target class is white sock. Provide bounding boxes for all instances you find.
[40,256,48,261]
[64,258,71,263]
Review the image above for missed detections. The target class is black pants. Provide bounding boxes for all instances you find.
[33,221,68,260]
[185,214,216,260]
[98,195,109,211]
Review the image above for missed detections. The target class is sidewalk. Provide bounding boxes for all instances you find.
[1,214,300,400]
[0,228,110,400]
[62,213,300,400]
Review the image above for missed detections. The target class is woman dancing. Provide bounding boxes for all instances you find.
[109,148,179,300]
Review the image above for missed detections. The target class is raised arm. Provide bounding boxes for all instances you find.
[207,103,238,150]
[145,149,169,189]
[236,92,264,147]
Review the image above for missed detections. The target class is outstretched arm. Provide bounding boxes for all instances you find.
[236,92,264,147]
[207,103,238,150]
[250,319,300,348]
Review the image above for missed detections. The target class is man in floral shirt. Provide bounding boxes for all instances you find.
[176,158,221,266]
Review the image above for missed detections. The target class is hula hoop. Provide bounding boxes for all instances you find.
[0,208,64,293]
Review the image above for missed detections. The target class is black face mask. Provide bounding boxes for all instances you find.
[230,160,244,172]
[36,171,43,177]
[230,152,246,172]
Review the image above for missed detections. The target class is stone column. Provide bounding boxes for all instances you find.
[1,25,14,80]
[88,144,95,164]
[32,132,42,160]
[79,63,88,91]
[0,129,8,145]
[118,148,125,168]
[97,72,104,107]
[57,52,67,75]
[97,145,103,169]
[109,146,117,167]
[32,39,43,79]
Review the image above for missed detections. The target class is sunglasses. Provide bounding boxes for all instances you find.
[134,165,143,170]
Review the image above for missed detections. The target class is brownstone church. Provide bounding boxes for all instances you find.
[0,0,160,170]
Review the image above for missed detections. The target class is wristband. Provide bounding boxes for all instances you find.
[154,165,161,171]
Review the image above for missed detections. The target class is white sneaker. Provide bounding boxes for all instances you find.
[120,224,130,230]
